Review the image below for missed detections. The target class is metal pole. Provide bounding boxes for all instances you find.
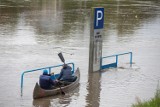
[49,67,51,74]
[21,73,23,91]
[130,52,132,67]
[100,57,102,70]
[116,55,118,67]
[89,7,104,72]
[89,7,94,72]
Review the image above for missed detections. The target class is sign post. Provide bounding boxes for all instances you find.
[89,7,104,72]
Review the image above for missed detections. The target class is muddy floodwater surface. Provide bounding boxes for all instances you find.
[0,0,160,107]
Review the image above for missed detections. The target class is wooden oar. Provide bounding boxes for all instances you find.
[52,52,66,95]
[52,73,65,95]
[57,81,65,95]
[58,52,65,64]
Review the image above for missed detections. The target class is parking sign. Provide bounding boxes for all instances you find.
[94,8,104,29]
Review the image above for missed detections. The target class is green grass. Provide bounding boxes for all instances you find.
[132,88,160,107]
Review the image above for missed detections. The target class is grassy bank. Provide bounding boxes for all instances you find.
[132,88,160,107]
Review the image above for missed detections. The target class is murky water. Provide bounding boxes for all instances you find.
[0,0,160,107]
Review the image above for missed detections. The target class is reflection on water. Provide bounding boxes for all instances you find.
[86,71,101,107]
[33,86,79,107]
[1,0,159,41]
[0,0,160,107]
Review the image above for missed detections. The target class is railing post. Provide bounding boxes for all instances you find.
[21,72,25,96]
[21,74,23,90]
[100,57,102,70]
[116,55,118,67]
[49,67,51,74]
[130,52,132,67]
[72,63,75,73]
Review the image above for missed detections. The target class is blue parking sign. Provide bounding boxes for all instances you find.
[94,8,104,29]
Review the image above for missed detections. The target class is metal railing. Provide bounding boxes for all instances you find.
[100,52,132,69]
[20,62,74,94]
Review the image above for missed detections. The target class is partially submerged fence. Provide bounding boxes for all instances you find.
[20,62,75,94]
[20,52,132,95]
[100,52,132,70]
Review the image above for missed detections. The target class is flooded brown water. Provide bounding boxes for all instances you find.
[0,0,160,107]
